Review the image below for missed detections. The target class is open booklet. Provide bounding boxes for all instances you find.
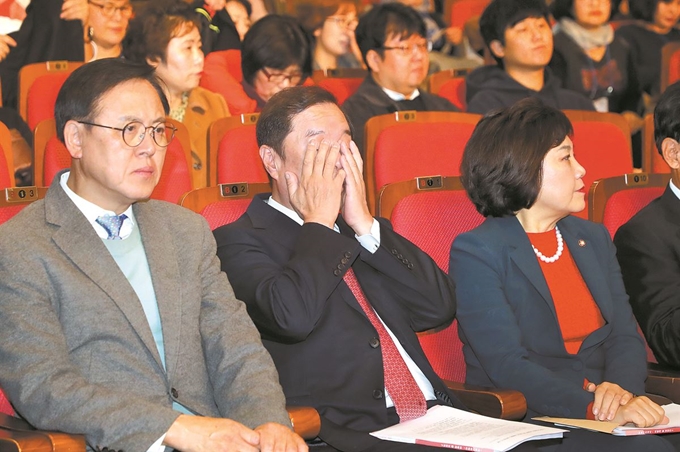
[534,403,680,436]
[370,405,567,451]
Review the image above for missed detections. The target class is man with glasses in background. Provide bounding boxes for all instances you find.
[342,2,458,155]
[0,59,306,452]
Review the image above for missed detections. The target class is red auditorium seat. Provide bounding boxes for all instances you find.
[444,0,491,28]
[429,70,467,111]
[661,42,680,94]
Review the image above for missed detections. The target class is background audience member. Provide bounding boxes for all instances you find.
[450,97,677,452]
[295,0,363,72]
[240,14,312,109]
[390,0,483,71]
[124,0,230,189]
[550,0,644,166]
[84,0,132,61]
[465,0,595,114]
[193,0,244,53]
[342,3,458,155]
[226,0,251,40]
[615,81,680,369]
[617,0,680,108]
[0,0,88,109]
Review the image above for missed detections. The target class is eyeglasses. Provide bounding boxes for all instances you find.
[326,16,358,31]
[381,41,433,56]
[88,1,133,18]
[77,121,177,147]
[261,67,303,85]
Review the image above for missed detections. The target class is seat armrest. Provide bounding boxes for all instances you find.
[286,406,321,439]
[443,380,527,421]
[0,413,85,452]
[646,363,680,403]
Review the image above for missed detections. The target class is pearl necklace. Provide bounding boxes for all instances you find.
[532,226,563,263]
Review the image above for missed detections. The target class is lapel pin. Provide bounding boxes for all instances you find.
[578,239,586,247]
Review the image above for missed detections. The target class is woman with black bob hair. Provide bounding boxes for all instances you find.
[449,98,679,451]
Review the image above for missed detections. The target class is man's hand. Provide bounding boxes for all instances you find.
[286,140,344,229]
[611,396,669,428]
[255,422,308,452]
[60,0,88,23]
[586,381,634,421]
[0,35,16,62]
[164,415,260,452]
[444,26,463,46]
[339,140,372,236]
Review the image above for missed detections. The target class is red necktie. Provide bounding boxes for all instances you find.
[343,268,427,421]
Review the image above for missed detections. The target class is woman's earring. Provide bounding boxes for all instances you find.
[88,27,94,39]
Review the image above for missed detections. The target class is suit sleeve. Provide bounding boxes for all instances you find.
[615,217,680,368]
[449,232,594,418]
[195,217,291,429]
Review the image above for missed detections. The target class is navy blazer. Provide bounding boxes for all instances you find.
[449,215,647,420]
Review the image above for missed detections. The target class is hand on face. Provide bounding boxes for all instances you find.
[285,140,345,229]
[339,140,373,236]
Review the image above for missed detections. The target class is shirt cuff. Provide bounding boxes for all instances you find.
[146,433,166,452]
[356,219,380,253]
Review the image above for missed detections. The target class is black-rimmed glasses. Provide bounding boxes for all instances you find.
[261,67,303,85]
[78,121,177,147]
[88,1,133,18]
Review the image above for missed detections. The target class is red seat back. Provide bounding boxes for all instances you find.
[662,42,680,93]
[437,77,466,111]
[602,187,666,238]
[150,134,193,204]
[27,72,71,130]
[0,389,12,416]
[201,50,259,115]
[379,177,484,382]
[43,137,70,185]
[448,0,491,28]
[316,77,363,105]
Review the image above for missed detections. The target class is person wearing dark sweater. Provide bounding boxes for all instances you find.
[466,0,595,115]
[616,0,680,102]
[342,3,458,155]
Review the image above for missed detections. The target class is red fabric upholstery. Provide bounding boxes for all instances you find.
[374,122,475,191]
[449,0,491,28]
[437,78,466,111]
[201,51,258,115]
[0,388,13,416]
[200,198,252,230]
[571,120,633,219]
[0,143,12,189]
[150,138,192,204]
[27,73,71,130]
[43,137,71,185]
[602,187,665,238]
[316,78,363,105]
[668,47,680,88]
[390,190,484,383]
[216,125,268,184]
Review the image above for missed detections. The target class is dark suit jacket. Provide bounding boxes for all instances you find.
[449,215,647,420]
[615,185,680,368]
[0,176,289,451]
[214,195,461,451]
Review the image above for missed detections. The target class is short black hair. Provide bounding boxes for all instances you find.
[257,85,349,159]
[480,0,550,66]
[461,97,573,217]
[354,3,426,69]
[241,15,312,86]
[654,81,680,155]
[55,59,169,143]
[551,0,616,21]
[628,0,674,22]
[122,0,200,65]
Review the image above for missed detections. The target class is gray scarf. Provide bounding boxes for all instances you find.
[554,17,614,50]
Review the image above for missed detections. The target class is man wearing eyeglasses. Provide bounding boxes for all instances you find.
[342,2,459,155]
[0,59,306,452]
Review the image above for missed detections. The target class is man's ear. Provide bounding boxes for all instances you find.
[365,49,382,73]
[259,145,279,180]
[489,40,505,59]
[662,137,680,169]
[62,120,84,159]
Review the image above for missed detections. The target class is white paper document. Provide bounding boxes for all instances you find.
[370,405,566,451]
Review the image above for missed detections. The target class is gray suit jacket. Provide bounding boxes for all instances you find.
[0,174,290,451]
